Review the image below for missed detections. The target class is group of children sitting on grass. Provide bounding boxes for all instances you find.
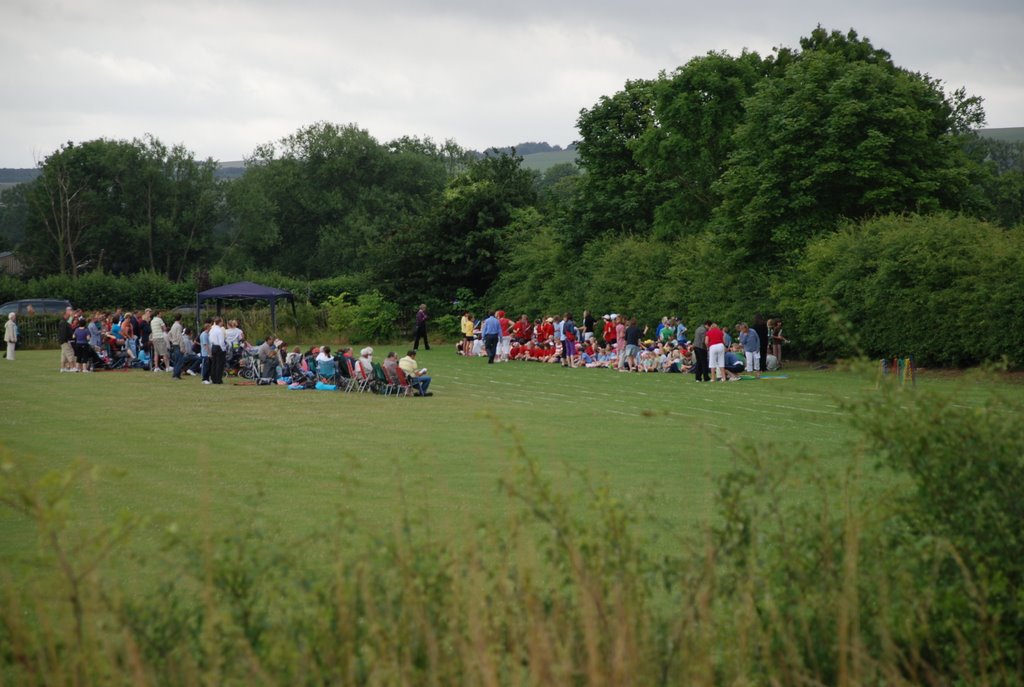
[458,311,780,378]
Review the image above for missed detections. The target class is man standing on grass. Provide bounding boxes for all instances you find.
[692,320,710,382]
[150,310,168,372]
[481,311,502,364]
[413,304,431,351]
[58,306,75,371]
[209,316,226,384]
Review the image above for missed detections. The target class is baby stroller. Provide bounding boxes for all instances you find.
[235,347,261,381]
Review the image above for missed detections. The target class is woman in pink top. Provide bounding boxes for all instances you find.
[705,322,727,382]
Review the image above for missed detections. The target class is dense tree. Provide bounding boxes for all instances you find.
[224,123,460,278]
[572,79,664,243]
[20,137,219,278]
[715,30,984,264]
[372,151,537,306]
[637,51,771,237]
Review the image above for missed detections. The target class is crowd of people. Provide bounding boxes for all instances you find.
[14,304,788,388]
[454,309,787,381]
[43,305,433,395]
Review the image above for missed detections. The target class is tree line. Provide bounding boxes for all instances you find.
[1,26,1022,365]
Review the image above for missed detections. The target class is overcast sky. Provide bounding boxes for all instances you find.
[1,0,1021,167]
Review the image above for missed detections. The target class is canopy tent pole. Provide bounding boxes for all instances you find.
[270,298,277,333]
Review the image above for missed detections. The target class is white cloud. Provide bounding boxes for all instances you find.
[0,0,1020,166]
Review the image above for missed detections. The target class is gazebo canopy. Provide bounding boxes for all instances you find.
[195,281,296,333]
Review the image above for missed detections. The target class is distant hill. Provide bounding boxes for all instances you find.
[520,149,578,173]
[979,127,1024,143]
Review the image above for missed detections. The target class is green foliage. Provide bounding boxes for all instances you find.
[847,381,1024,680]
[639,50,771,236]
[715,39,979,264]
[780,213,1024,366]
[325,290,400,342]
[20,137,220,279]
[573,78,666,243]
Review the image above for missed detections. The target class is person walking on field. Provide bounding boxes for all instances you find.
[413,304,431,351]
[4,313,17,360]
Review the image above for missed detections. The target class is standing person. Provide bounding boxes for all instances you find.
[199,319,212,384]
[753,313,769,375]
[460,311,475,356]
[167,314,184,368]
[413,304,430,351]
[737,322,761,379]
[150,310,168,372]
[120,312,136,359]
[602,315,616,348]
[4,313,16,360]
[623,318,645,372]
[209,317,227,384]
[562,313,579,368]
[497,310,512,361]
[481,311,502,364]
[706,321,727,383]
[692,320,710,382]
[770,318,788,369]
[73,317,91,372]
[138,309,153,359]
[582,310,596,343]
[614,315,627,369]
[58,307,76,371]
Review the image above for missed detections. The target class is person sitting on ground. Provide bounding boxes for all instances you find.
[257,336,285,379]
[723,344,746,381]
[172,328,202,379]
[399,349,432,396]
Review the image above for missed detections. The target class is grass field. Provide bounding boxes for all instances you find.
[0,348,1009,575]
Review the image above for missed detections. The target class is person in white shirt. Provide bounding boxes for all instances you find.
[150,310,169,372]
[208,317,227,384]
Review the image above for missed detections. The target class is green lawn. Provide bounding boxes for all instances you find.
[0,348,1004,576]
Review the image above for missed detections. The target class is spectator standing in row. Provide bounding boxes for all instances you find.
[209,317,226,384]
[753,313,769,374]
[738,322,761,379]
[582,310,596,343]
[460,311,475,356]
[692,320,710,382]
[4,313,16,360]
[706,321,727,383]
[413,304,430,351]
[150,310,168,372]
[481,311,501,364]
[58,307,75,371]
[199,319,212,383]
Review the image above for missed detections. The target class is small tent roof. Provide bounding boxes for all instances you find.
[197,281,293,301]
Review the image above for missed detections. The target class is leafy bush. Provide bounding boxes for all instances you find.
[781,214,1024,367]
[325,290,400,343]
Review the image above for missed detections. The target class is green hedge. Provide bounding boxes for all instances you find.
[779,214,1024,367]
